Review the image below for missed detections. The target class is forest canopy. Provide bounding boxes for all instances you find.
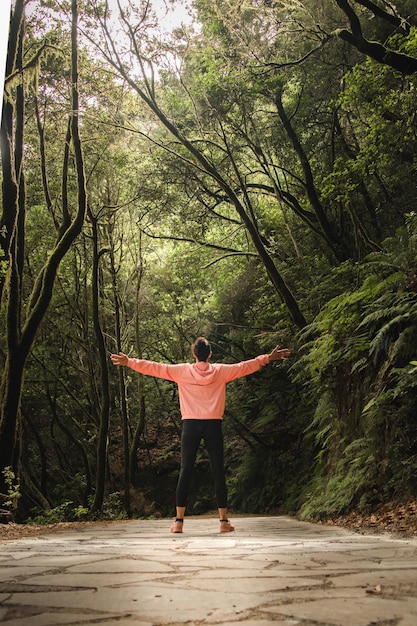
[1,0,417,524]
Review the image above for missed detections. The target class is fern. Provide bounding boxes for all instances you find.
[295,242,417,519]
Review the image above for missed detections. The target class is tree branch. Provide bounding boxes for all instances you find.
[353,0,410,34]
[335,0,417,74]
[140,228,256,258]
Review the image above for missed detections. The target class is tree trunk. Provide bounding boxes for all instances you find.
[0,1,25,491]
[22,407,49,500]
[20,463,51,514]
[274,89,349,262]
[333,110,382,245]
[0,0,24,307]
[0,0,87,496]
[89,212,111,515]
[46,385,92,507]
[107,218,131,516]
[129,268,147,483]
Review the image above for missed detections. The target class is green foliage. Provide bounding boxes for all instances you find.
[324,38,417,240]
[100,492,129,521]
[27,492,127,524]
[296,238,417,518]
[0,246,7,280]
[28,501,88,525]
[4,0,417,525]
[2,467,21,513]
[299,437,378,519]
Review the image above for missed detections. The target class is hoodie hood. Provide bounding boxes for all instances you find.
[189,361,218,384]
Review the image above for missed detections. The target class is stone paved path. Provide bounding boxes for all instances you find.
[1,515,417,625]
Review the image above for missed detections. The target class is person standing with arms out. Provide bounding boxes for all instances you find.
[111,337,290,533]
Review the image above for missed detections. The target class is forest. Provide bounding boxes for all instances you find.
[0,0,416,525]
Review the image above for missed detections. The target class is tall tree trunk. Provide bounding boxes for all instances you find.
[0,0,87,495]
[0,0,23,307]
[129,262,147,484]
[89,212,111,514]
[107,216,131,515]
[0,0,25,488]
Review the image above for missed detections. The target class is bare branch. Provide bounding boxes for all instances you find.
[140,229,252,257]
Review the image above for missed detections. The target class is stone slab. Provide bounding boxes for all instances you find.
[1,516,416,625]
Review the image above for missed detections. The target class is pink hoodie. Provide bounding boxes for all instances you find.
[127,355,270,420]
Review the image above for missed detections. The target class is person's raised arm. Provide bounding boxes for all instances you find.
[268,345,291,362]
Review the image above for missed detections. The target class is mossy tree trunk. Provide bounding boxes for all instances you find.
[0,0,87,496]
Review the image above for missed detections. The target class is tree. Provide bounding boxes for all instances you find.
[0,0,87,495]
[190,0,415,255]
[87,204,111,514]
[87,0,308,329]
[1,0,414,522]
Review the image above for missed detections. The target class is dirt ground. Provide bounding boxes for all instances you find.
[1,500,416,542]
[324,498,417,537]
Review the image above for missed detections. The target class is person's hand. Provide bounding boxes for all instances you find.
[269,345,291,362]
[110,352,129,366]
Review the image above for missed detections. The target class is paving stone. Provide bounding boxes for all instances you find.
[0,567,52,583]
[264,595,417,626]
[1,612,126,626]
[0,516,416,625]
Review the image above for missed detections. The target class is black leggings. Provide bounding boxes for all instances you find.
[176,419,227,509]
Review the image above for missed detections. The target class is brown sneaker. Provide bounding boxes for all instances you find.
[170,518,184,533]
[220,519,235,532]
